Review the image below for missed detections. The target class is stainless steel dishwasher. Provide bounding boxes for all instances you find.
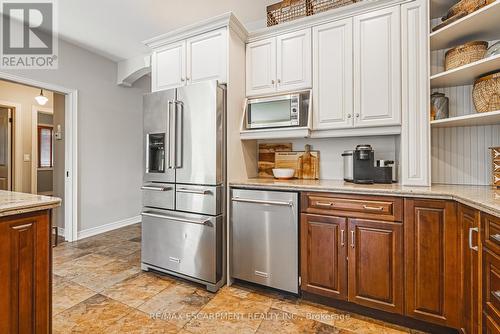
[230,188,298,294]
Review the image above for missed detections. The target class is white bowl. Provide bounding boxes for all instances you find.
[272,168,295,179]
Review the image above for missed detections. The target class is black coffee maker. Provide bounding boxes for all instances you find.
[352,145,392,184]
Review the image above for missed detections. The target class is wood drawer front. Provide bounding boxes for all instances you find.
[483,248,500,327]
[483,213,500,255]
[302,193,402,221]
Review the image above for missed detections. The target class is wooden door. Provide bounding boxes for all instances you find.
[0,211,51,334]
[246,38,276,96]
[152,41,186,92]
[300,213,347,300]
[353,6,401,127]
[312,18,353,130]
[460,205,481,334]
[186,28,227,85]
[347,218,403,314]
[276,28,312,92]
[404,199,461,328]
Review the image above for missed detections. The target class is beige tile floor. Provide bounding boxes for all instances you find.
[52,224,427,334]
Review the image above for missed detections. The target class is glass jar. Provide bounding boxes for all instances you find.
[430,92,449,120]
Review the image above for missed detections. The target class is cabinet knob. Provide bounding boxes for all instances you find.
[347,114,352,119]
[355,113,360,118]
[277,79,281,84]
[186,77,190,81]
[181,78,185,82]
[271,80,275,85]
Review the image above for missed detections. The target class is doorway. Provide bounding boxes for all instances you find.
[0,107,12,190]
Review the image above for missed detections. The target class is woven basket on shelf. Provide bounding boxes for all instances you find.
[442,0,487,20]
[267,0,358,26]
[473,71,500,113]
[444,41,488,71]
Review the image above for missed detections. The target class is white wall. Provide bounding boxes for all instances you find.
[3,39,149,232]
[260,136,398,180]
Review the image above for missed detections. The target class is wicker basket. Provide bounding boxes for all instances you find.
[443,0,487,20]
[267,0,358,26]
[444,41,488,71]
[473,71,500,113]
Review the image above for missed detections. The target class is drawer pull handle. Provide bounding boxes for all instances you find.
[351,230,355,248]
[363,205,384,211]
[141,186,172,191]
[469,227,479,251]
[177,188,210,195]
[141,212,210,226]
[340,229,345,247]
[169,257,181,263]
[315,202,334,207]
[493,291,500,300]
[492,234,500,243]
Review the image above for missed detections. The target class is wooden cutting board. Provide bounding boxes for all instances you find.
[275,150,320,180]
[258,143,292,178]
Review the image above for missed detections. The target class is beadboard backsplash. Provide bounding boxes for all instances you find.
[259,136,399,180]
[429,24,498,185]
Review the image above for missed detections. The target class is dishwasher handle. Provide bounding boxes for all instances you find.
[231,196,293,207]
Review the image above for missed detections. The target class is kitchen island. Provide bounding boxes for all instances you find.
[0,190,61,334]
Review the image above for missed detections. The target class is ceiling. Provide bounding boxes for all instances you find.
[57,0,275,62]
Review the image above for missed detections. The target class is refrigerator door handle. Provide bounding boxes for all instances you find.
[175,101,183,169]
[167,100,173,169]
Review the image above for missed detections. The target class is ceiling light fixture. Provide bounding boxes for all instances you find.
[35,89,48,106]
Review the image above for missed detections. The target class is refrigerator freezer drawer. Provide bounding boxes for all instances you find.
[141,209,222,284]
[176,185,222,216]
[142,183,175,210]
[230,189,299,293]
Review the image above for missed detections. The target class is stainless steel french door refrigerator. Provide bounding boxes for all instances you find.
[141,81,226,292]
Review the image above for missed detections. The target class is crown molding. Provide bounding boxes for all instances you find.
[143,12,248,49]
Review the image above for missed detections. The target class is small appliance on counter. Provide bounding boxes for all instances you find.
[342,145,395,184]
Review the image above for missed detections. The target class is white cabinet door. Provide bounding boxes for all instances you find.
[246,38,276,96]
[187,28,227,85]
[152,41,186,92]
[313,18,353,130]
[353,6,401,127]
[276,29,312,92]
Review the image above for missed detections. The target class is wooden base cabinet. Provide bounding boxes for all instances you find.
[460,205,481,334]
[301,199,403,314]
[482,213,500,333]
[0,210,52,334]
[348,218,403,314]
[404,199,461,329]
[301,214,347,300]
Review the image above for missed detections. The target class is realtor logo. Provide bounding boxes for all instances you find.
[1,0,58,69]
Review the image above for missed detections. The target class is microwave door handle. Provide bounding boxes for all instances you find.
[175,101,183,169]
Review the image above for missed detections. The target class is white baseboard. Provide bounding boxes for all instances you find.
[77,215,141,240]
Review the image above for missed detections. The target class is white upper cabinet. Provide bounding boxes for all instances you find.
[187,28,227,85]
[246,38,276,96]
[246,28,312,96]
[313,18,353,130]
[152,41,186,92]
[276,29,312,92]
[151,28,227,92]
[353,6,401,127]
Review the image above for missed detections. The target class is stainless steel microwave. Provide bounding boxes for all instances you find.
[245,91,310,129]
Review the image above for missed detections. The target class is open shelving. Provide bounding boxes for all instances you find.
[430,54,500,88]
[430,1,500,51]
[430,110,500,128]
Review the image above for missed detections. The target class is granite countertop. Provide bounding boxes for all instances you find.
[0,190,61,218]
[230,178,500,217]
